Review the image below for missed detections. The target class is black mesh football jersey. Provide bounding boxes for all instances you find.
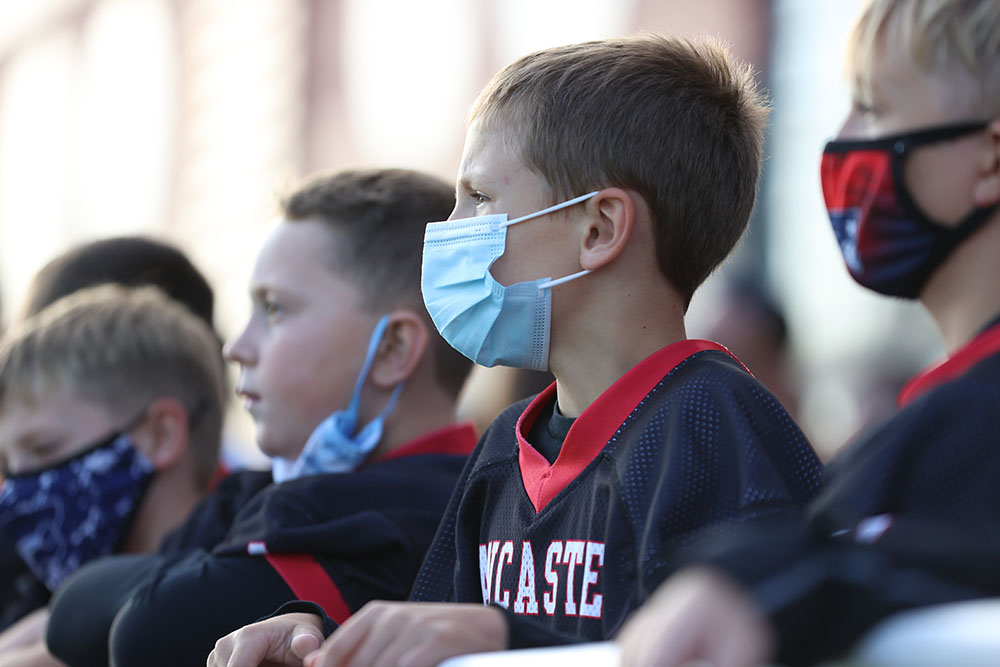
[701,316,1000,666]
[410,340,823,644]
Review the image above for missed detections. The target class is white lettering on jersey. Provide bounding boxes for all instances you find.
[580,542,605,618]
[481,539,604,620]
[479,541,501,604]
[494,541,514,608]
[561,540,586,616]
[514,541,539,614]
[542,541,563,615]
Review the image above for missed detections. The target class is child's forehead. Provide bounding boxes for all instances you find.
[459,119,547,192]
[252,221,368,305]
[2,380,94,415]
[0,383,111,436]
[254,221,342,282]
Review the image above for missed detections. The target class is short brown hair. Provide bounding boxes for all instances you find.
[0,285,225,489]
[281,168,472,397]
[848,0,1000,118]
[470,35,769,307]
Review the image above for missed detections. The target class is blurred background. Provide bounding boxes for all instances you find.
[0,0,943,460]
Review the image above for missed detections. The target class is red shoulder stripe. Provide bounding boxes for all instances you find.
[265,554,352,625]
[898,319,1000,407]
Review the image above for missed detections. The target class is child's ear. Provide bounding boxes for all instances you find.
[972,118,1000,207]
[369,311,430,389]
[130,397,190,471]
[579,187,635,271]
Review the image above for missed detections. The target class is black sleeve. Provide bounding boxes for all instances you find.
[0,532,49,631]
[106,551,296,667]
[158,470,272,553]
[47,553,183,667]
[46,551,295,667]
[408,426,494,603]
[496,605,584,649]
[646,359,1000,665]
[270,600,339,637]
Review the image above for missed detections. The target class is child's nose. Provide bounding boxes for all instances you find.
[835,109,867,141]
[223,328,256,365]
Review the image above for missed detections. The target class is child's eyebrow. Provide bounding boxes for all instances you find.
[456,176,476,194]
[11,427,64,449]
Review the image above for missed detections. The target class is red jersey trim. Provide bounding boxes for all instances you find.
[254,422,477,619]
[377,421,478,461]
[265,554,352,624]
[516,340,743,514]
[898,319,1000,408]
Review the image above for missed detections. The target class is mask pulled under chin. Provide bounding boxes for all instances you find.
[272,314,404,483]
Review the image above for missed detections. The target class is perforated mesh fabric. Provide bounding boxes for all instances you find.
[410,349,822,642]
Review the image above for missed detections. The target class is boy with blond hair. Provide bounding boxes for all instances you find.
[617,1,1000,665]
[0,284,226,665]
[209,34,823,667]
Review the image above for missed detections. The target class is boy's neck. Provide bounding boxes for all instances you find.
[550,284,687,419]
[124,469,203,553]
[367,377,459,460]
[922,215,1000,353]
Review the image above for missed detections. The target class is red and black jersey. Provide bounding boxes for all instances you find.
[410,341,823,645]
[699,315,1000,666]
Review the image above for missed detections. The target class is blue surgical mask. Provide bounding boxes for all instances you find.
[421,192,599,371]
[0,430,155,592]
[272,314,404,482]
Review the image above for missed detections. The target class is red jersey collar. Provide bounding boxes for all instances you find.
[378,421,478,461]
[516,340,744,513]
[898,316,1000,408]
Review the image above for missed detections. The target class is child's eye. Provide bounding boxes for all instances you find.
[851,99,878,117]
[469,190,490,205]
[28,441,59,461]
[264,300,284,320]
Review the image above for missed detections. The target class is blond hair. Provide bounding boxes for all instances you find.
[848,0,1000,116]
[0,284,225,488]
[470,34,769,308]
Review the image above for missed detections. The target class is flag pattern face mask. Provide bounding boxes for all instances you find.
[821,120,995,298]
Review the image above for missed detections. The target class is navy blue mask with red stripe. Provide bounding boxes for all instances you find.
[821,120,996,298]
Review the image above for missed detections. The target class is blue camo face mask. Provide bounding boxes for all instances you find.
[420,192,598,371]
[0,430,155,591]
[272,314,404,482]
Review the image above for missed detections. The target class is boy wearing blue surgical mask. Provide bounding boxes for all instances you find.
[616,2,1000,666]
[0,284,226,666]
[208,35,823,667]
[45,169,476,667]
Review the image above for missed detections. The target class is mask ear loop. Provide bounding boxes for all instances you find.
[503,191,601,289]
[502,191,600,228]
[343,314,392,422]
[538,269,590,289]
[344,314,407,438]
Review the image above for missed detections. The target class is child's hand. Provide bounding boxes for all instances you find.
[207,613,324,667]
[302,601,507,667]
[616,567,774,667]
